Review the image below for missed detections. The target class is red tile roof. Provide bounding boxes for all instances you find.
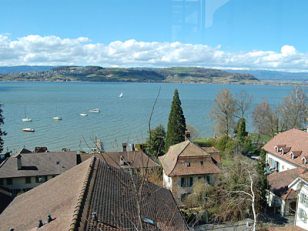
[159,140,221,177]
[263,129,308,169]
[0,151,77,178]
[267,167,306,198]
[80,151,159,169]
[0,157,188,231]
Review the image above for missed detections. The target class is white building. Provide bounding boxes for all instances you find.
[263,128,308,173]
[286,171,308,230]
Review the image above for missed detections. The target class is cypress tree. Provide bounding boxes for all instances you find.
[165,89,186,151]
[235,118,248,142]
[0,104,6,154]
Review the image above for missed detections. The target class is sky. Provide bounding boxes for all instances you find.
[1,0,308,71]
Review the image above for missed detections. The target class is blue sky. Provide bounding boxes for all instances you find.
[1,0,308,70]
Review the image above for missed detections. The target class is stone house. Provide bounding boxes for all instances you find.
[159,140,221,204]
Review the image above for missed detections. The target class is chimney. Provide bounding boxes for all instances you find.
[131,143,135,151]
[119,155,125,166]
[38,220,43,228]
[15,154,22,170]
[185,130,191,140]
[122,143,127,152]
[47,214,52,223]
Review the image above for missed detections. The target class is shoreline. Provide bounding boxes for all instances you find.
[0,79,307,87]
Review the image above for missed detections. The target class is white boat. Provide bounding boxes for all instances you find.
[22,108,32,122]
[22,117,32,122]
[22,128,35,132]
[80,113,88,117]
[89,108,100,113]
[53,116,62,121]
[118,92,124,98]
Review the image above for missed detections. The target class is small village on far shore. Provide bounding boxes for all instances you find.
[0,87,307,231]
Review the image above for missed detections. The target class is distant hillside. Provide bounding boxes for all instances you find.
[0,66,54,74]
[227,69,308,82]
[0,66,259,84]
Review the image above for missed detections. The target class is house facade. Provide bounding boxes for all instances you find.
[264,128,308,218]
[296,183,308,230]
[267,167,305,216]
[287,172,308,230]
[263,128,308,173]
[0,151,77,195]
[159,140,220,204]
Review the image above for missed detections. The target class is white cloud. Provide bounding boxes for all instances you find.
[0,34,308,71]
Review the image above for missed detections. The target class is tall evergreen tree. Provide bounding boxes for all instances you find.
[235,118,248,142]
[145,124,166,158]
[0,104,6,154]
[165,89,186,151]
[256,150,268,213]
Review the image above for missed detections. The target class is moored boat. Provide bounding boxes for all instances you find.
[53,116,62,121]
[80,113,88,117]
[22,117,32,122]
[22,128,35,132]
[89,108,100,113]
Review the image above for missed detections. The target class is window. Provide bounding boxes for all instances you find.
[185,162,191,167]
[180,177,193,187]
[206,175,211,184]
[200,161,203,165]
[36,176,45,183]
[7,178,13,185]
[44,176,48,181]
[0,178,3,185]
[298,208,307,223]
[300,193,308,208]
[25,177,31,184]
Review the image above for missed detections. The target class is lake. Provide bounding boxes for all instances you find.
[0,82,306,153]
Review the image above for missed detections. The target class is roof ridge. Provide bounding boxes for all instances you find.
[69,157,96,230]
[168,141,191,176]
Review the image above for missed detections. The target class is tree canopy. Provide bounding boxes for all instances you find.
[211,89,237,136]
[279,87,308,130]
[165,89,186,151]
[145,124,166,158]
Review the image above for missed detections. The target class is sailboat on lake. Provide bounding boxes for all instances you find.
[118,92,124,98]
[22,108,32,122]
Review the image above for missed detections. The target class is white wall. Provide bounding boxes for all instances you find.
[162,170,173,190]
[0,175,54,193]
[266,153,297,172]
[295,184,308,230]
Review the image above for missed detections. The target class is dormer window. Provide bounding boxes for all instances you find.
[275,144,286,153]
[291,151,302,159]
[302,156,308,164]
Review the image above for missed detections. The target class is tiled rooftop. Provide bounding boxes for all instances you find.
[0,157,188,231]
[263,129,308,169]
[80,150,159,169]
[0,151,77,178]
[267,167,306,198]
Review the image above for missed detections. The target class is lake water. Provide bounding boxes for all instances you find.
[0,82,306,153]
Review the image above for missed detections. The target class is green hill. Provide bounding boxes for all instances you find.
[0,66,259,84]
